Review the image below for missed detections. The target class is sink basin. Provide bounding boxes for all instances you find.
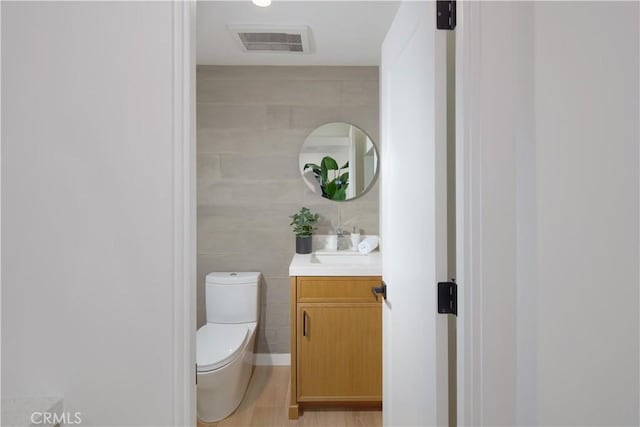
[310,252,373,265]
[289,235,382,276]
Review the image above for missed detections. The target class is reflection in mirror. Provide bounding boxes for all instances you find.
[299,122,378,201]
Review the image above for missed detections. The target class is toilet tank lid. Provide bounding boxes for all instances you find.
[206,272,261,285]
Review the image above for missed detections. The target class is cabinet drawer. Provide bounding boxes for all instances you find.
[297,276,381,303]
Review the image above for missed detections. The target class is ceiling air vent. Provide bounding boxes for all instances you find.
[228,25,312,54]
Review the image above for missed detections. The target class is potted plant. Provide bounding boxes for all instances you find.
[289,207,319,254]
[303,156,349,201]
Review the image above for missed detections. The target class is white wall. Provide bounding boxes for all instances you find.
[460,2,639,425]
[534,3,639,425]
[2,2,191,425]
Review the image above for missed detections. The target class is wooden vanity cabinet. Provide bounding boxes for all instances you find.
[289,276,382,419]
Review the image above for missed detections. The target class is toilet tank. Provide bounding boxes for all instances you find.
[205,272,261,324]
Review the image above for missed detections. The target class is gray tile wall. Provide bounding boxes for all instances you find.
[197,66,379,353]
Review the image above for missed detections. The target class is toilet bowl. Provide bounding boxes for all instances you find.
[196,272,261,423]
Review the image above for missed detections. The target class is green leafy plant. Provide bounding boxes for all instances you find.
[289,207,320,237]
[303,156,349,201]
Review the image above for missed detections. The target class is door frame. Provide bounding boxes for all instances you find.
[455,1,483,426]
[171,1,197,426]
[172,1,486,425]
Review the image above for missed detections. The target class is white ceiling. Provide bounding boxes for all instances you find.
[196,1,400,66]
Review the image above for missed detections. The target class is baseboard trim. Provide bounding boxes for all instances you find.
[253,353,291,366]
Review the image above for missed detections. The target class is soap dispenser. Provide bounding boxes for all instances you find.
[350,227,361,250]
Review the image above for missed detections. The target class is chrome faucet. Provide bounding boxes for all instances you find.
[335,227,349,251]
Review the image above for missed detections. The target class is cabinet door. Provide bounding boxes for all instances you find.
[297,303,382,401]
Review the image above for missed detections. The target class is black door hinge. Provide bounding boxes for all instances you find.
[437,279,457,315]
[437,1,456,30]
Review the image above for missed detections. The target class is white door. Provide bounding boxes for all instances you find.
[380,2,449,426]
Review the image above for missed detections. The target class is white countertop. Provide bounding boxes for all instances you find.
[289,251,382,276]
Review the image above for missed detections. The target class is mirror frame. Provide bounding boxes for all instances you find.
[299,121,380,202]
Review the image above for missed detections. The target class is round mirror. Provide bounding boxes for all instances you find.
[299,122,379,201]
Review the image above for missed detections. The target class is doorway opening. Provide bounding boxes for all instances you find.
[193,2,399,425]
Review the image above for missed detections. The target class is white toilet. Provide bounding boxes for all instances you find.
[197,271,261,422]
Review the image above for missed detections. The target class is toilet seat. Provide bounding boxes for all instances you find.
[197,323,248,373]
